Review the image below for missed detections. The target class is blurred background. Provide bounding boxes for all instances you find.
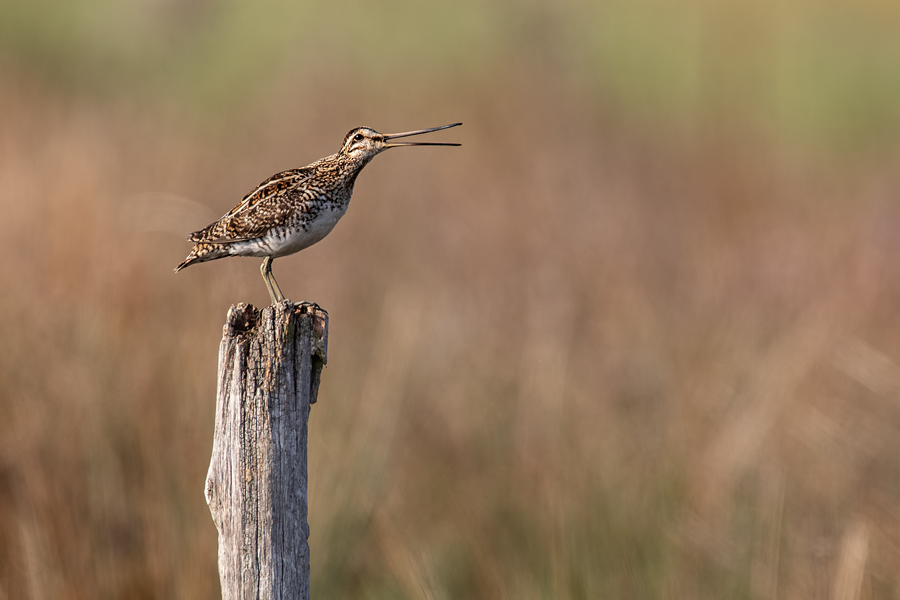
[2,0,900,598]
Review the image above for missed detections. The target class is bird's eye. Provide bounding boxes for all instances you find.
[353,133,364,142]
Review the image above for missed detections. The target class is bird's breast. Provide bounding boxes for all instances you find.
[270,201,348,257]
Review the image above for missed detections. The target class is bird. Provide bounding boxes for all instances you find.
[175,122,461,304]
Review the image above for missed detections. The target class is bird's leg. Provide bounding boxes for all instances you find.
[260,256,284,305]
[269,263,286,303]
[260,257,276,304]
[259,256,284,304]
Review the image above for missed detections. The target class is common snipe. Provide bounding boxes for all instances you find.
[175,123,461,303]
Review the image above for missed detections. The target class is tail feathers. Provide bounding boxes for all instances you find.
[174,242,229,272]
[174,254,198,272]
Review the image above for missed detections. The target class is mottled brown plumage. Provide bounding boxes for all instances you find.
[176,123,461,303]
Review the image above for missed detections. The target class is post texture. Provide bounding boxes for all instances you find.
[205,301,328,600]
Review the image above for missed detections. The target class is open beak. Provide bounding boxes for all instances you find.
[382,122,462,148]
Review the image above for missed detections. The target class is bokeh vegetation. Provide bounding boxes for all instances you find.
[2,0,900,598]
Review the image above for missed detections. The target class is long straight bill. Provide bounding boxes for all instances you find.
[383,122,462,147]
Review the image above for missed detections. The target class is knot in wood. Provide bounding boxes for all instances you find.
[225,303,259,334]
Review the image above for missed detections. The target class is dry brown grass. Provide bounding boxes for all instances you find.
[2,31,900,598]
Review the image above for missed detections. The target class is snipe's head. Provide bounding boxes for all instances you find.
[339,122,461,161]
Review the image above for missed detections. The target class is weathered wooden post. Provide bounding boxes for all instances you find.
[204,301,328,600]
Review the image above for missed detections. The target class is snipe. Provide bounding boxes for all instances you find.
[175,123,461,303]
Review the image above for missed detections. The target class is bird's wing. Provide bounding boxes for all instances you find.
[188,167,316,243]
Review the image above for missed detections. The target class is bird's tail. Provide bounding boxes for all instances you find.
[174,253,198,272]
[174,242,228,272]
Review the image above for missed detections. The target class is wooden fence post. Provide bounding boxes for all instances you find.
[204,301,328,600]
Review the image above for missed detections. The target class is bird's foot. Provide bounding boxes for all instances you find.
[297,300,326,314]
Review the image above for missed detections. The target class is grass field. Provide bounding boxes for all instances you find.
[2,1,900,598]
